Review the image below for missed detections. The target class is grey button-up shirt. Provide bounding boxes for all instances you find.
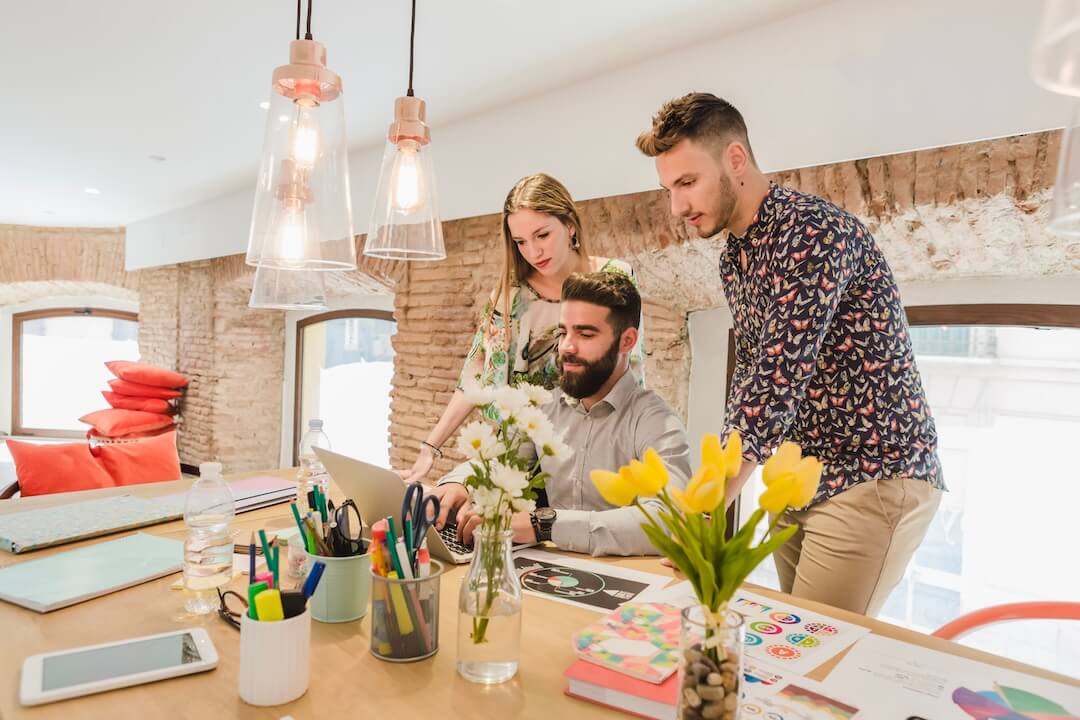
[440,369,691,556]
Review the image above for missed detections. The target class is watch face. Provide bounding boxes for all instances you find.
[537,508,557,522]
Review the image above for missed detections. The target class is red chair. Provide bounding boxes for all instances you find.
[933,602,1080,641]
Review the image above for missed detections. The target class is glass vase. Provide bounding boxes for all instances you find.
[456,527,522,684]
[678,605,745,720]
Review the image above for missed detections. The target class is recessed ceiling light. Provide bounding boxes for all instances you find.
[260,101,270,110]
[148,154,167,162]
[84,187,100,195]
[279,115,289,123]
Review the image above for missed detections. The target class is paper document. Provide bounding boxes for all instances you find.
[823,633,1080,719]
[639,582,871,675]
[511,548,672,613]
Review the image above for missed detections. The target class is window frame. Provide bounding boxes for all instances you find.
[292,308,396,466]
[11,307,139,438]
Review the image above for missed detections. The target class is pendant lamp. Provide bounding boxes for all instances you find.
[363,0,446,261]
[247,0,356,272]
[248,265,327,310]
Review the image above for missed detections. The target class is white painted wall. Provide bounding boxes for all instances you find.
[125,0,1071,270]
[278,293,396,468]
[0,295,139,436]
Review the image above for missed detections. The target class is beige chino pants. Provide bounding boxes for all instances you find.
[771,476,942,617]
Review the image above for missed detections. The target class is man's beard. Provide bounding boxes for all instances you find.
[696,172,737,238]
[559,338,621,399]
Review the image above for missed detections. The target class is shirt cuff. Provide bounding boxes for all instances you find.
[550,509,592,554]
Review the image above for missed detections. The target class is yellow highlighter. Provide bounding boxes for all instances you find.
[386,572,415,635]
[253,589,285,622]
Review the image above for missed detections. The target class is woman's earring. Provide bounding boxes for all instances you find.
[571,234,580,250]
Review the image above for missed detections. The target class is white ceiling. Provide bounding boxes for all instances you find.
[0,0,825,228]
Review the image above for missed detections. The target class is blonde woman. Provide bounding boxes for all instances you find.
[400,173,645,483]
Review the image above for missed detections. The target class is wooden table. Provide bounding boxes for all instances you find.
[2,469,1077,719]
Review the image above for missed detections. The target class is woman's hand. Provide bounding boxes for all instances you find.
[398,444,436,484]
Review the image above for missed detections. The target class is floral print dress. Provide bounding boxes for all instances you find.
[457,258,646,394]
[721,184,944,507]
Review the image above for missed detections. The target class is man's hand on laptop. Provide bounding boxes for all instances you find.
[429,482,469,530]
[455,507,538,547]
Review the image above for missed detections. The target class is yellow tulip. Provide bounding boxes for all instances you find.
[790,457,823,508]
[626,448,669,496]
[722,431,743,479]
[669,465,725,514]
[762,442,802,487]
[590,469,638,507]
[701,433,727,478]
[758,473,798,514]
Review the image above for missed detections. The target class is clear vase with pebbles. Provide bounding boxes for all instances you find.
[678,605,744,720]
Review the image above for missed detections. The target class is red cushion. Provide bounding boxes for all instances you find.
[92,431,180,486]
[106,360,189,389]
[107,378,183,400]
[79,408,175,438]
[101,391,175,415]
[5,439,115,497]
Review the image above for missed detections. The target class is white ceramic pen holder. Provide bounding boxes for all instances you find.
[238,608,311,706]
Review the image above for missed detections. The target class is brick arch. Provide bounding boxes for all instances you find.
[0,225,136,291]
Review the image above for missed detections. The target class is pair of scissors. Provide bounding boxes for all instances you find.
[401,482,439,554]
[327,498,365,556]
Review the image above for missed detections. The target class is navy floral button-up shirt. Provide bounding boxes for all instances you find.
[721,184,944,506]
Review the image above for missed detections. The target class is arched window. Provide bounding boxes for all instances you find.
[12,308,139,437]
[293,310,396,466]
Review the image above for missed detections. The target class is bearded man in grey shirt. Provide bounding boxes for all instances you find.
[431,271,691,557]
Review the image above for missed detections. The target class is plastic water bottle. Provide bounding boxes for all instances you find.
[298,419,332,502]
[182,461,235,615]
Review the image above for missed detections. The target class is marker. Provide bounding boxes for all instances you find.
[254,589,284,622]
[302,560,327,598]
[394,538,414,580]
[247,581,268,619]
[248,531,256,580]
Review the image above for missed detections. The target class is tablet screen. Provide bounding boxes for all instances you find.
[42,633,201,691]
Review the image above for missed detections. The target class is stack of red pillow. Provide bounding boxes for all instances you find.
[79,360,188,441]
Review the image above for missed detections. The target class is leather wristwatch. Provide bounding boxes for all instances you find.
[531,507,557,543]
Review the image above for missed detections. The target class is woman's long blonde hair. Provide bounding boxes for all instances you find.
[491,173,591,360]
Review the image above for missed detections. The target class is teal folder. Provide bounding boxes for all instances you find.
[0,532,183,613]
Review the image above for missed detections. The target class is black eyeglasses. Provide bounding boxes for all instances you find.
[217,588,249,631]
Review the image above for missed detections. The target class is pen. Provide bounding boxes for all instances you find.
[257,529,273,575]
[248,531,256,581]
[302,560,327,598]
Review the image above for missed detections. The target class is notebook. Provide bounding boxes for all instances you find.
[0,532,183,612]
[564,659,677,720]
[0,475,297,554]
[573,603,681,683]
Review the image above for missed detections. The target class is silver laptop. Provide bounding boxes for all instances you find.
[314,448,475,564]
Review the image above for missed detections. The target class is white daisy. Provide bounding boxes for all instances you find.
[457,421,498,460]
[491,462,529,497]
[470,485,504,518]
[540,433,571,460]
[462,381,495,408]
[511,496,537,513]
[517,406,554,445]
[494,385,529,421]
[520,383,553,408]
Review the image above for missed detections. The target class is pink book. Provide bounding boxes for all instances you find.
[564,660,677,720]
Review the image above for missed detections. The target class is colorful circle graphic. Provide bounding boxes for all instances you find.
[765,644,801,661]
[785,633,821,648]
[803,622,837,636]
[769,612,801,624]
[744,632,763,646]
[749,621,783,635]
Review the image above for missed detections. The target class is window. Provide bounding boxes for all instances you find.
[12,308,139,437]
[294,310,396,467]
[738,305,1080,677]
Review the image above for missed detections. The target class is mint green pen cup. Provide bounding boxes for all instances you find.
[304,552,371,623]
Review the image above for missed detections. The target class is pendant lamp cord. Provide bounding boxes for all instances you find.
[306,0,313,40]
[407,0,416,96]
[296,0,313,40]
[295,0,301,40]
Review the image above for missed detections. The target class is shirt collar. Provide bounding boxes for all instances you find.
[728,182,783,249]
[559,367,637,413]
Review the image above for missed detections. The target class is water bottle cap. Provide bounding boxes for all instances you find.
[309,419,323,429]
[199,461,223,477]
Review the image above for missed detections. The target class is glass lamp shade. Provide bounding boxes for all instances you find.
[1049,102,1080,237]
[364,96,446,261]
[1031,1,1080,96]
[247,40,356,271]
[248,265,327,310]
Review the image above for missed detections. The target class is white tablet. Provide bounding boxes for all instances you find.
[20,628,218,706]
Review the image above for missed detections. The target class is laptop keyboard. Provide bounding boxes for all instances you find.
[439,522,473,556]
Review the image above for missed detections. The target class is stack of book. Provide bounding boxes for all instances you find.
[564,603,680,720]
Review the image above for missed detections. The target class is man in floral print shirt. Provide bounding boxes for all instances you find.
[637,93,944,616]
